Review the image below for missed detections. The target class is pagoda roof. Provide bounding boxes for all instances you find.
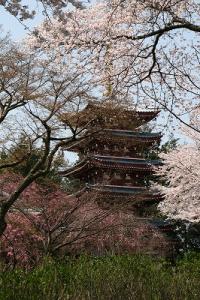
[61,102,160,129]
[84,102,159,116]
[88,184,163,201]
[60,159,89,177]
[61,155,161,177]
[66,130,161,152]
[90,185,147,194]
[94,155,161,165]
[105,129,161,139]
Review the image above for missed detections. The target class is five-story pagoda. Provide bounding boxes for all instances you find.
[61,101,162,213]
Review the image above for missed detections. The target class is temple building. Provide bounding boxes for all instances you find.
[61,102,163,214]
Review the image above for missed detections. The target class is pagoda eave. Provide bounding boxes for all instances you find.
[61,156,161,178]
[66,134,161,152]
[93,156,161,170]
[88,185,163,202]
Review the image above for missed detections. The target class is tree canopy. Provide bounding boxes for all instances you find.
[154,108,200,223]
[26,0,200,133]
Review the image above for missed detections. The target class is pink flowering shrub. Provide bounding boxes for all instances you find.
[0,172,170,268]
[0,213,43,268]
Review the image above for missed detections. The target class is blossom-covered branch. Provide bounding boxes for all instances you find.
[27,0,200,132]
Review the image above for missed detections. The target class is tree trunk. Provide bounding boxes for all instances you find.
[0,218,6,236]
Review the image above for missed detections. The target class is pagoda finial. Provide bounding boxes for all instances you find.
[103,43,114,100]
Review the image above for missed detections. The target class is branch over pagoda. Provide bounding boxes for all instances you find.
[61,101,162,213]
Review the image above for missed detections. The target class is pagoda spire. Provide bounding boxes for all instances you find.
[103,43,114,99]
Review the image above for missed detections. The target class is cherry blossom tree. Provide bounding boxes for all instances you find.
[0,0,84,21]
[154,107,200,223]
[0,32,95,237]
[27,0,200,132]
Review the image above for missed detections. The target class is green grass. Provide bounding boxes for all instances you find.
[1,254,200,300]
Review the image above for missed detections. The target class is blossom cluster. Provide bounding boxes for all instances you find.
[154,108,200,223]
[26,0,200,113]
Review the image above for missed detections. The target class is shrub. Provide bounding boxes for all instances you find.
[1,254,200,300]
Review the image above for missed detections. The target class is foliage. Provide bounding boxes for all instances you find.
[160,138,179,154]
[173,221,200,253]
[0,134,68,186]
[1,254,200,299]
